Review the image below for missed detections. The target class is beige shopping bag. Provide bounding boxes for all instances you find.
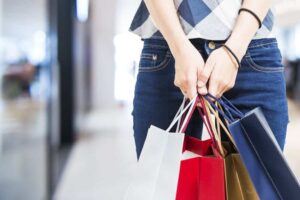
[205,100,259,200]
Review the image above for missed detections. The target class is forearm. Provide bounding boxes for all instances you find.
[143,0,190,57]
[226,0,273,59]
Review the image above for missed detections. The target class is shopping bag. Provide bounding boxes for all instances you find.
[124,97,198,200]
[205,94,300,200]
[223,143,259,200]
[176,97,226,200]
[205,100,259,200]
[176,137,225,200]
[239,108,300,199]
[220,142,258,200]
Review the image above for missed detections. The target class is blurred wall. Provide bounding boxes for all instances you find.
[275,0,300,28]
[90,0,117,109]
[0,0,2,34]
[1,0,46,39]
[0,0,2,68]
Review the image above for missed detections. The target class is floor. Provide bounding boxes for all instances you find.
[0,99,47,200]
[54,101,300,200]
[283,100,300,174]
[54,106,137,200]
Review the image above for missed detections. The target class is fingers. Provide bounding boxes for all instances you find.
[187,83,197,100]
[174,47,237,100]
[220,80,235,96]
[174,75,197,100]
[197,57,215,95]
[208,75,225,98]
[208,74,235,98]
[204,49,238,98]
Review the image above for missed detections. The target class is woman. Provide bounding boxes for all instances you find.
[130,0,288,159]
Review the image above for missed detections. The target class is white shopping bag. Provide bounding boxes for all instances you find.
[124,97,197,200]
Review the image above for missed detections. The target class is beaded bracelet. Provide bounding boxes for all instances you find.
[221,44,241,69]
[238,8,262,29]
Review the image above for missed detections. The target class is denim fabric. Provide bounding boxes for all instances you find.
[132,38,289,159]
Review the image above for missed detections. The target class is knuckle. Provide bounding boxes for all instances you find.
[184,76,194,86]
[182,77,189,84]
[175,77,184,85]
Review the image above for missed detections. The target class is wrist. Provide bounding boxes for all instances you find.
[225,37,249,61]
[166,35,193,58]
[225,11,260,59]
[221,44,241,69]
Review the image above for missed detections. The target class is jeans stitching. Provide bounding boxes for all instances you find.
[248,42,277,49]
[244,55,284,73]
[140,53,155,59]
[139,55,172,72]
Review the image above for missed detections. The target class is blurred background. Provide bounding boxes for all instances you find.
[0,0,299,199]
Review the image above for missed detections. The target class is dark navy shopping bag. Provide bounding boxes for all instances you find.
[205,94,300,200]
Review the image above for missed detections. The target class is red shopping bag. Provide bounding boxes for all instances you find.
[176,97,226,200]
[176,136,225,200]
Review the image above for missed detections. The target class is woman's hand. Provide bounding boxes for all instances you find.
[173,42,205,99]
[197,46,241,98]
[195,0,273,98]
[142,0,205,99]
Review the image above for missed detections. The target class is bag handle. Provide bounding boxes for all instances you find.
[174,96,220,149]
[204,96,234,123]
[203,99,237,149]
[219,95,244,117]
[199,97,225,156]
[178,97,199,133]
[166,96,197,133]
[206,93,243,116]
[178,96,217,142]
[166,95,226,155]
[175,97,187,133]
[196,97,219,149]
[204,94,244,120]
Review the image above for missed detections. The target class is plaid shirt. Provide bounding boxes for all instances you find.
[129,0,274,40]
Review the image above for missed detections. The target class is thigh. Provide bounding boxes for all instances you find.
[132,40,203,159]
[132,42,181,159]
[224,38,289,150]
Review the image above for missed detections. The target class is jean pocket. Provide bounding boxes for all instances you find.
[138,46,172,73]
[243,40,284,73]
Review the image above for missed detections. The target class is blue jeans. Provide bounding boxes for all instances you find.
[132,38,289,159]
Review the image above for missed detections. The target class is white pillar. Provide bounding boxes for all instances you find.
[0,0,3,97]
[0,0,2,34]
[90,0,117,109]
[0,0,3,154]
